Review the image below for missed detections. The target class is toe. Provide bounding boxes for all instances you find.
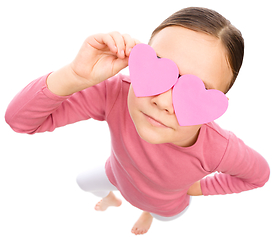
[94,201,102,211]
[133,229,140,235]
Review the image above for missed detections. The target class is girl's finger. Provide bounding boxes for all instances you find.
[109,31,126,59]
[86,33,118,54]
[122,34,134,56]
[122,34,140,57]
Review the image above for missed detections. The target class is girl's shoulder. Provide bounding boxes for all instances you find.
[119,74,131,84]
[104,73,131,95]
[107,73,130,84]
[203,121,231,141]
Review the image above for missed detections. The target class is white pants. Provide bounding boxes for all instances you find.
[76,164,190,221]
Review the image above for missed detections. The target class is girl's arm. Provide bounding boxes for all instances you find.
[200,132,270,196]
[5,33,139,134]
[5,73,107,134]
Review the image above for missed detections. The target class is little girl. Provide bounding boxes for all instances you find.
[5,7,270,235]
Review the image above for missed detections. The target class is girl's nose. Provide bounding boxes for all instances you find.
[151,89,175,114]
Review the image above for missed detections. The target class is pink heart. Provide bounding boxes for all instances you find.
[173,75,228,126]
[128,44,179,97]
[128,44,228,126]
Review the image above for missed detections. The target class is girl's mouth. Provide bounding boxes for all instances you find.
[143,113,169,128]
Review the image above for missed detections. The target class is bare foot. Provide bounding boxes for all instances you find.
[94,192,122,211]
[131,211,153,235]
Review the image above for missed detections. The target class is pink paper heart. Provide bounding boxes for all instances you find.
[128,44,179,97]
[173,75,228,126]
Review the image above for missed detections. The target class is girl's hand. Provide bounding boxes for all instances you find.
[71,32,140,87]
[187,181,202,196]
[47,32,140,96]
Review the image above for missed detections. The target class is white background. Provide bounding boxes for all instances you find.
[1,0,279,239]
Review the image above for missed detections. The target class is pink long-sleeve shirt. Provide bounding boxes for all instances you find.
[5,73,270,217]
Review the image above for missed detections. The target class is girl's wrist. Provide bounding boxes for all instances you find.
[46,64,91,96]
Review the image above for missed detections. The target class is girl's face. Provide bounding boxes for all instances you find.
[127,26,233,147]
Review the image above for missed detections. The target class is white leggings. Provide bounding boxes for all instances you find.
[76,164,190,221]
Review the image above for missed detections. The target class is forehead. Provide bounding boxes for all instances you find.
[149,26,232,92]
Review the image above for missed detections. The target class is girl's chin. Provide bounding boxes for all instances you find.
[135,126,171,145]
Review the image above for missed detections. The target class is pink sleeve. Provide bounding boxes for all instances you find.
[5,73,115,134]
[200,132,270,196]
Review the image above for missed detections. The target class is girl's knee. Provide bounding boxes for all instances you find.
[76,173,89,191]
